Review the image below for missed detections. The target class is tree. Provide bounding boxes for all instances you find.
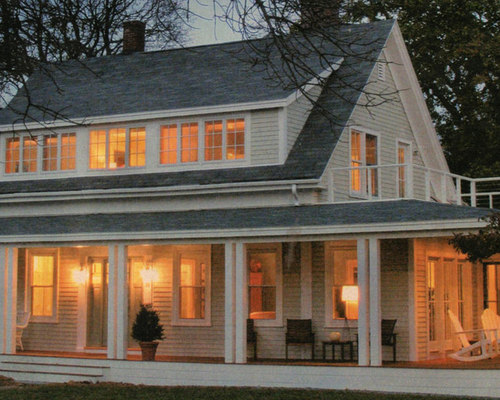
[0,0,186,118]
[450,212,500,262]
[346,0,500,177]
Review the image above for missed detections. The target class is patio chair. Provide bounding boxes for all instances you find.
[381,319,397,362]
[448,309,493,362]
[16,311,31,351]
[247,318,257,360]
[480,308,500,355]
[285,319,315,360]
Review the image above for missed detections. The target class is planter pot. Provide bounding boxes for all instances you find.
[139,341,159,361]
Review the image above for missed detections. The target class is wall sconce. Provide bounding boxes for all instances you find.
[140,264,158,305]
[341,285,359,320]
[73,265,88,285]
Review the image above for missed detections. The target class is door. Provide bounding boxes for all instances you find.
[86,258,108,348]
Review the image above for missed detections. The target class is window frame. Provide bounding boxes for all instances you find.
[88,126,146,170]
[171,245,212,327]
[4,135,39,175]
[396,139,412,199]
[159,115,248,167]
[324,241,358,328]
[28,249,59,323]
[349,127,380,199]
[247,243,283,328]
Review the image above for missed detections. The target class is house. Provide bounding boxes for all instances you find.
[0,19,498,397]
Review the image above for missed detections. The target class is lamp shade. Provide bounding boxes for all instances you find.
[341,285,359,302]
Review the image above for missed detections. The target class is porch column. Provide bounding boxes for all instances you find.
[369,238,382,366]
[224,242,236,363]
[0,247,17,354]
[107,244,129,360]
[357,238,369,366]
[300,243,312,319]
[234,242,248,364]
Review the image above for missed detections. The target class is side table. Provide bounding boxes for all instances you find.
[322,340,354,362]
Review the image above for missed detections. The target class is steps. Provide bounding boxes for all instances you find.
[0,360,106,383]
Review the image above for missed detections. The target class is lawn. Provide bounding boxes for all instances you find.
[0,383,489,400]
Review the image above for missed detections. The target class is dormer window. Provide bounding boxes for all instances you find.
[89,127,145,169]
[42,133,76,171]
[5,135,37,174]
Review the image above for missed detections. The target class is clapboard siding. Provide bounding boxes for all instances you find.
[250,109,280,165]
[287,87,321,153]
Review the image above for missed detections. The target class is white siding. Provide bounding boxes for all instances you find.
[250,109,280,165]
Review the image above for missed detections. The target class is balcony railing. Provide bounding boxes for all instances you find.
[328,164,500,209]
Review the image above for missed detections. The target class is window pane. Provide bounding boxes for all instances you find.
[351,131,361,162]
[23,137,37,172]
[226,118,244,160]
[366,135,377,165]
[32,255,54,317]
[181,123,198,163]
[129,127,146,167]
[331,249,357,319]
[179,258,206,319]
[5,137,20,173]
[204,120,223,161]
[109,128,126,168]
[60,133,76,170]
[160,124,177,164]
[89,130,107,169]
[248,251,276,319]
[43,135,58,171]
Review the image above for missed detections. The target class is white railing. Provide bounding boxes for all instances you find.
[329,164,500,209]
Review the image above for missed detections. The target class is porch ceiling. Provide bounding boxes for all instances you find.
[0,200,493,242]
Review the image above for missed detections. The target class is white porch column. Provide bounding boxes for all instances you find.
[369,238,382,366]
[107,245,117,359]
[0,247,17,354]
[234,242,248,364]
[357,238,369,366]
[224,242,236,363]
[300,242,312,319]
[0,247,6,353]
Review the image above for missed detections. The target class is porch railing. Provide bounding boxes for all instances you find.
[328,164,500,209]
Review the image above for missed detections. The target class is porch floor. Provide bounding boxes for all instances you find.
[13,350,500,369]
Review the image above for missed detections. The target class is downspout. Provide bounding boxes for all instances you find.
[292,184,300,206]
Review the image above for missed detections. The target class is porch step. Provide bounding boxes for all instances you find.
[0,360,106,383]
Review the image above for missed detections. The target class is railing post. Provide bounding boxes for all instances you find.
[455,177,462,205]
[367,168,372,200]
[471,181,477,207]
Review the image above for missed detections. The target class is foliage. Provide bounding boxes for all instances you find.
[131,304,164,343]
[345,0,500,177]
[450,212,500,262]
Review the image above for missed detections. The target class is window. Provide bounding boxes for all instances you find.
[485,263,500,314]
[248,243,282,325]
[172,245,211,325]
[5,137,20,173]
[89,127,146,169]
[29,250,58,322]
[397,141,410,198]
[60,133,76,170]
[325,241,358,325]
[160,117,245,166]
[5,136,38,174]
[350,129,378,197]
[42,133,76,172]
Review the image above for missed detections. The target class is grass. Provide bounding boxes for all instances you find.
[0,383,489,400]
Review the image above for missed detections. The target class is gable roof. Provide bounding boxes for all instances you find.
[0,20,395,193]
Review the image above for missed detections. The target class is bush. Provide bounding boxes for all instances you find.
[131,304,165,342]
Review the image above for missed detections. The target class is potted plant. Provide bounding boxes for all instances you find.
[131,304,165,361]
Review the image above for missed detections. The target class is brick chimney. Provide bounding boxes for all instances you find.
[123,21,145,54]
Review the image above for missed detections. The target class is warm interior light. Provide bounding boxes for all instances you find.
[73,266,88,285]
[140,264,158,305]
[341,285,359,302]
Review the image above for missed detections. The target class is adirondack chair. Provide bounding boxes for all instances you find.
[480,308,500,355]
[448,309,493,362]
[16,311,31,351]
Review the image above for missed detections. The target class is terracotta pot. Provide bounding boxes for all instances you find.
[139,341,159,361]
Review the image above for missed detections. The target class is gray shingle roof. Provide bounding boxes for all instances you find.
[0,20,395,193]
[0,200,491,238]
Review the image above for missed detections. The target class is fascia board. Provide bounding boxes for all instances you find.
[0,218,486,244]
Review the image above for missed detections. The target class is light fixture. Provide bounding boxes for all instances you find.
[140,263,158,305]
[341,285,359,320]
[73,265,88,285]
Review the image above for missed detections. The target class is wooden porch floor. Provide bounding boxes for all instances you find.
[13,350,500,369]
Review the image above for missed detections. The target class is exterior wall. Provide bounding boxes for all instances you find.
[322,50,427,203]
[250,109,280,166]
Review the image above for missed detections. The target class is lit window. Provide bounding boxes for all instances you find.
[173,245,211,325]
[204,120,223,161]
[5,137,20,173]
[248,243,282,325]
[160,124,177,164]
[181,122,198,163]
[23,137,37,173]
[350,129,378,197]
[43,135,58,171]
[325,242,358,323]
[60,133,76,170]
[226,118,245,160]
[89,127,145,169]
[30,251,57,321]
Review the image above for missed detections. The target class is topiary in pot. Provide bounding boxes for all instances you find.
[131,304,165,361]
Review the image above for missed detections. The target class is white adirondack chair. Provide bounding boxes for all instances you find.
[16,311,31,351]
[480,308,500,355]
[448,309,494,362]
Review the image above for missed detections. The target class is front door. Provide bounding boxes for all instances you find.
[86,258,108,348]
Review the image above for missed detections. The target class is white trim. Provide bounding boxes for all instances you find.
[224,242,236,363]
[234,242,247,363]
[0,61,344,133]
[407,239,417,361]
[396,139,412,199]
[107,245,117,359]
[115,244,128,360]
[278,108,287,164]
[357,238,369,366]
[368,238,382,366]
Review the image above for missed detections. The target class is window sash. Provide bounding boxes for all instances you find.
[89,128,145,169]
[350,129,379,197]
[30,253,57,320]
